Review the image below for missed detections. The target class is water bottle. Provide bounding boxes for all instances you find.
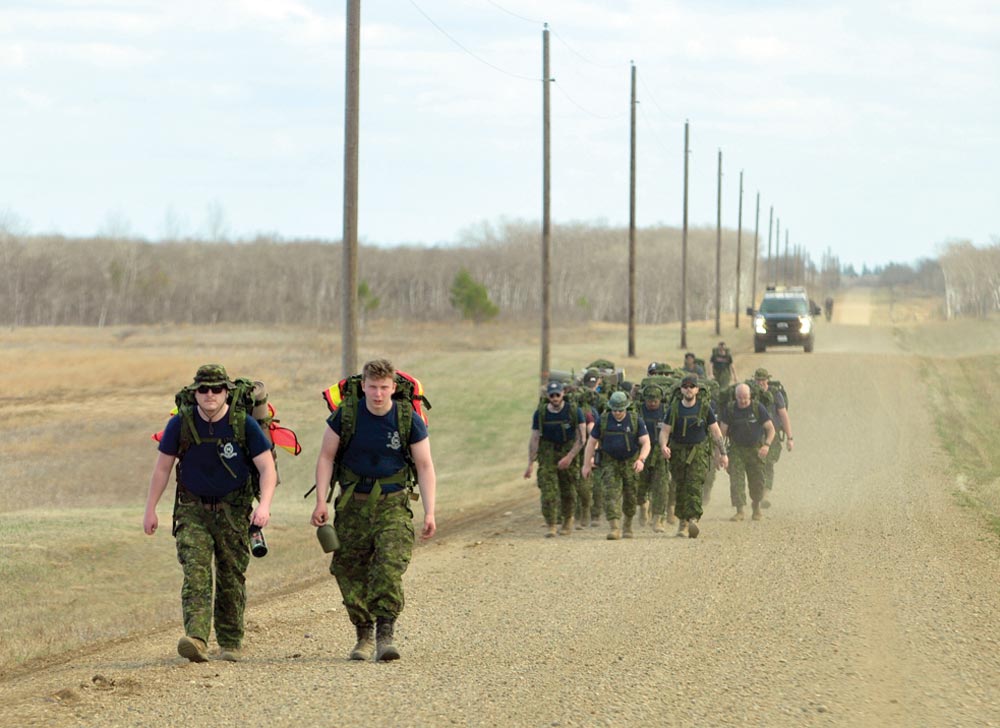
[316,523,339,553]
[249,525,268,558]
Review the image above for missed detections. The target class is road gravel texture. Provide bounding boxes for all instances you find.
[4,291,1000,727]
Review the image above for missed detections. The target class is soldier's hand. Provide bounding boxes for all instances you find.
[523,465,533,479]
[786,437,794,452]
[633,459,645,473]
[311,502,329,527]
[557,455,572,470]
[582,464,592,479]
[250,505,270,529]
[662,445,672,460]
[143,511,158,535]
[421,515,436,541]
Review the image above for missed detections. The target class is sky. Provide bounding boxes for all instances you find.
[2,0,998,267]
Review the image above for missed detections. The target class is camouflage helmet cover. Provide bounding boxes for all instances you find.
[187,363,234,391]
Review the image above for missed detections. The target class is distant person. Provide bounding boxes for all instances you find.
[719,383,776,522]
[578,368,607,527]
[660,375,727,538]
[582,391,650,540]
[143,364,277,663]
[824,296,834,322]
[710,341,737,388]
[525,381,586,537]
[681,352,706,378]
[311,358,437,662]
[753,368,794,508]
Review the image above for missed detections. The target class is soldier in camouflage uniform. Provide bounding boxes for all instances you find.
[579,369,608,527]
[525,381,586,536]
[752,368,794,508]
[637,385,670,533]
[312,359,437,662]
[660,375,727,539]
[719,383,776,521]
[582,391,650,540]
[144,364,277,663]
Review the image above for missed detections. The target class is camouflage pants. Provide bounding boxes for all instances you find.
[702,466,716,504]
[728,444,766,508]
[637,452,669,516]
[537,442,578,525]
[174,500,251,649]
[599,456,639,521]
[331,493,415,626]
[763,434,783,491]
[668,442,711,522]
[714,369,732,388]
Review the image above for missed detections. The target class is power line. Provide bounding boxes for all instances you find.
[409,0,540,82]
[549,26,623,70]
[481,0,542,25]
[552,80,628,121]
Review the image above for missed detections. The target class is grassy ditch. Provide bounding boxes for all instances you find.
[920,350,1000,539]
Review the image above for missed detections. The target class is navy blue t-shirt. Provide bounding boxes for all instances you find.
[328,399,428,489]
[640,403,666,440]
[159,410,272,498]
[667,400,717,445]
[591,411,648,461]
[720,402,771,447]
[532,403,585,445]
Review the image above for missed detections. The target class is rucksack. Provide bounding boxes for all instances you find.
[665,388,712,440]
[597,408,641,452]
[318,371,431,498]
[719,380,772,423]
[152,378,302,501]
[768,379,789,411]
[585,359,625,395]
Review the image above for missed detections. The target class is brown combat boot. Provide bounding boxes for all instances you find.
[730,507,745,522]
[666,505,677,525]
[577,507,589,529]
[375,618,400,662]
[606,519,621,540]
[653,515,666,533]
[559,516,574,535]
[545,523,558,538]
[761,489,772,509]
[177,635,208,663]
[349,624,375,661]
[676,519,689,538]
[752,503,763,521]
[623,516,635,538]
[638,502,649,527]
[688,518,700,539]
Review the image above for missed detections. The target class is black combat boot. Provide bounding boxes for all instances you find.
[375,617,400,662]
[350,623,375,661]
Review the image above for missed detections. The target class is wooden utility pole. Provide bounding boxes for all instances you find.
[735,170,743,329]
[627,62,637,357]
[751,192,760,310]
[784,228,790,285]
[540,23,551,382]
[774,217,781,285]
[766,206,773,288]
[341,0,360,378]
[714,149,722,336]
[680,120,689,349]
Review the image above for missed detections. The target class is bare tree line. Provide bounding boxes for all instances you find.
[938,239,1000,318]
[0,219,816,328]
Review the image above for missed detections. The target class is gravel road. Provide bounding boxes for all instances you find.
[4,291,1000,727]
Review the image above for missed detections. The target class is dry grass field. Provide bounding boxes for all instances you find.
[0,316,742,669]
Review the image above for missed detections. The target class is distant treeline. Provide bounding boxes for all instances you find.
[0,219,833,327]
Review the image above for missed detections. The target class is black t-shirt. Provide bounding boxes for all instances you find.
[721,402,771,447]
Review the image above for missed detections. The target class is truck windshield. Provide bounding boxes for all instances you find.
[760,298,808,315]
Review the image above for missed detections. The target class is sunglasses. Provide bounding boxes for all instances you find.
[681,383,697,389]
[196,385,227,395]
[548,392,562,399]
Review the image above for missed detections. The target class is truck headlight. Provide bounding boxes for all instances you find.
[799,316,812,334]
[754,315,767,334]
